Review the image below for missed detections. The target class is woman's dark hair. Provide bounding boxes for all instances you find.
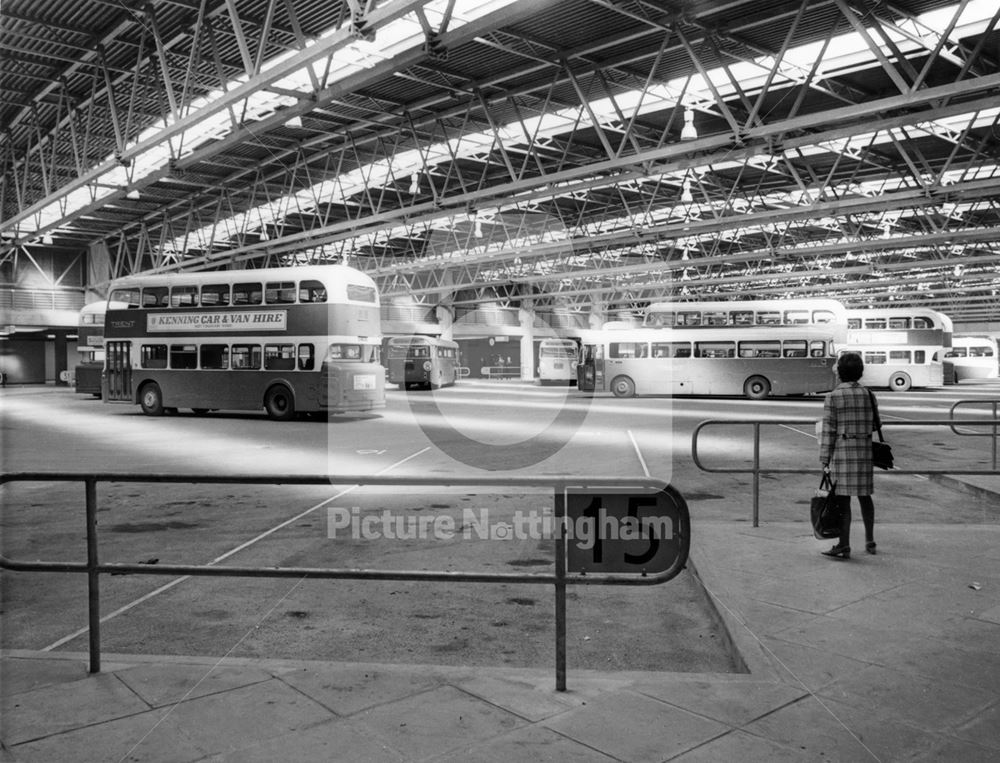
[837,352,864,382]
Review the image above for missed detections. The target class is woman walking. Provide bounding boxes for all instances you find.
[818,352,880,559]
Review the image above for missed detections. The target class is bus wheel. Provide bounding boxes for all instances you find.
[743,376,771,400]
[888,372,912,392]
[611,375,636,398]
[264,385,295,421]
[139,383,164,416]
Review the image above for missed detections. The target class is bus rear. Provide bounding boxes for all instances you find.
[538,338,578,385]
[74,302,106,396]
[386,336,458,389]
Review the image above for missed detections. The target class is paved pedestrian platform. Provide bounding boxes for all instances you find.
[3,484,999,762]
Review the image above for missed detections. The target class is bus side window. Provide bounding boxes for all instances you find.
[200,344,229,369]
[298,344,315,371]
[201,284,230,307]
[810,341,826,358]
[111,287,141,308]
[266,281,296,304]
[232,345,261,369]
[170,344,198,369]
[171,285,198,307]
[783,340,807,358]
[299,280,327,303]
[233,282,262,305]
[672,343,691,358]
[142,286,168,308]
[264,344,296,370]
[140,344,167,368]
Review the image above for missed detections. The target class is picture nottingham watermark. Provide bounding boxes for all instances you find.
[327,506,673,549]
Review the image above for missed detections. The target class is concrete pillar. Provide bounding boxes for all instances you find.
[519,301,535,381]
[435,304,454,340]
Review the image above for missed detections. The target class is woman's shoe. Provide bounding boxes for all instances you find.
[866,542,877,555]
[821,545,851,559]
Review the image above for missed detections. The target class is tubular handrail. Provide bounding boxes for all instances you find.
[692,417,1000,527]
[0,472,685,691]
[950,400,1000,470]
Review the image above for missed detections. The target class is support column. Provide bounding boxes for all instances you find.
[588,296,607,330]
[435,304,454,340]
[86,241,112,299]
[519,300,535,382]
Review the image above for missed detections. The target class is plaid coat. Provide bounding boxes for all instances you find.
[819,381,881,496]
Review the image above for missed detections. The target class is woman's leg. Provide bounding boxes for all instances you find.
[859,495,875,545]
[837,495,851,548]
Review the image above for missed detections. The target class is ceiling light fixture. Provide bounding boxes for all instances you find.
[125,189,140,200]
[409,173,420,195]
[42,233,54,245]
[680,179,694,204]
[681,107,698,140]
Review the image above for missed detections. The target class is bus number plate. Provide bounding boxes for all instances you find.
[353,374,376,390]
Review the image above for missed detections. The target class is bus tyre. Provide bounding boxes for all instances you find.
[889,372,912,392]
[611,375,636,398]
[743,376,771,400]
[139,383,164,416]
[264,385,295,421]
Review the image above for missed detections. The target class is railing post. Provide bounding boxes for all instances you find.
[85,478,101,673]
[993,402,998,471]
[554,490,567,692]
[752,423,760,528]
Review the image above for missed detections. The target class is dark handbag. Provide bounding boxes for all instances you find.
[867,389,894,470]
[810,473,840,539]
[872,431,894,470]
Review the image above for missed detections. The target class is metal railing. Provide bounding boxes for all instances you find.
[0,472,687,691]
[951,400,1000,470]
[692,409,1000,527]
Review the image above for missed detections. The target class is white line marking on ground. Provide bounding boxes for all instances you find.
[42,447,431,652]
[627,430,651,477]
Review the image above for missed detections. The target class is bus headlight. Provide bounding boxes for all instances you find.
[422,360,432,372]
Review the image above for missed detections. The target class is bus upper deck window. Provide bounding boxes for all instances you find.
[848,319,862,330]
[201,284,230,307]
[299,280,327,303]
[784,310,810,325]
[889,318,911,329]
[110,287,141,309]
[704,311,728,326]
[731,311,753,326]
[757,311,780,325]
[813,311,835,324]
[265,282,296,304]
[864,318,887,329]
[142,286,168,308]
[677,312,700,326]
[171,285,198,307]
[233,282,263,305]
[913,317,932,329]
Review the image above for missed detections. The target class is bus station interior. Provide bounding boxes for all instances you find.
[3,0,1000,761]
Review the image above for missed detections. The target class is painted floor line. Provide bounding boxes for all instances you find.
[41,446,431,652]
[627,429,651,478]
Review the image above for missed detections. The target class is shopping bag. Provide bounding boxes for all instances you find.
[810,473,840,540]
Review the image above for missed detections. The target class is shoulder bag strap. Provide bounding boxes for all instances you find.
[867,388,885,441]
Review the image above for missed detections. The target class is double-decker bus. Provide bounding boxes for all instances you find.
[74,301,107,396]
[843,308,952,391]
[946,336,999,382]
[577,323,840,399]
[102,264,385,419]
[642,298,847,331]
[386,335,459,389]
[537,337,579,385]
